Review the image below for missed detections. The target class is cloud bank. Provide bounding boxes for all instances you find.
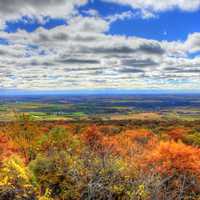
[0,0,88,26]
[103,0,200,14]
[0,0,200,91]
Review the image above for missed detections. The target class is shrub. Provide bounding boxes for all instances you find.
[38,127,83,156]
[0,157,36,200]
[29,152,84,200]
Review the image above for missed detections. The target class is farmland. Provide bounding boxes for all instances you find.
[1,94,200,121]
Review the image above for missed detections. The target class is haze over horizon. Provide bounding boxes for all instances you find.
[2,89,200,97]
[0,0,200,91]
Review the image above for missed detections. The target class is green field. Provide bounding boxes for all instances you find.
[1,101,200,122]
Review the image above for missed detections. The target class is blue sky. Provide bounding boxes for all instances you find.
[4,1,200,41]
[0,0,200,92]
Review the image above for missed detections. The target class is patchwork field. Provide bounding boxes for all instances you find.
[1,94,200,121]
[1,94,200,199]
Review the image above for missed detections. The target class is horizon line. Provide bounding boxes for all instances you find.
[1,89,200,96]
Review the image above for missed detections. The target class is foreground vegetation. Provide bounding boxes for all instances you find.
[1,114,200,199]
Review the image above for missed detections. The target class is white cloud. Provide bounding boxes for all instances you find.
[103,0,200,12]
[106,11,135,22]
[105,10,157,22]
[0,9,200,90]
[103,0,200,19]
[67,16,110,33]
[184,32,200,53]
[0,0,88,27]
[82,9,99,17]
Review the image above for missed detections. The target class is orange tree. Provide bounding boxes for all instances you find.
[165,127,189,141]
[6,114,42,164]
[141,141,200,199]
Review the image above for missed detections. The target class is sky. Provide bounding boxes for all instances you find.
[0,0,200,92]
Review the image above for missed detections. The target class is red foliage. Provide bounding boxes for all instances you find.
[166,127,189,141]
[122,131,156,162]
[100,129,157,159]
[101,136,122,155]
[40,126,51,133]
[0,135,18,161]
[82,125,104,152]
[82,128,158,171]
[142,141,200,179]
[122,129,154,143]
[82,126,121,157]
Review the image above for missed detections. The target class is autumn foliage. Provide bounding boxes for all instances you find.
[1,116,200,199]
[166,127,189,141]
[0,135,18,161]
[142,141,200,178]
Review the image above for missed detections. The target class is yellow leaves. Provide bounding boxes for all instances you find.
[0,176,9,186]
[0,157,33,187]
[38,188,53,200]
[113,158,127,172]
[8,159,28,181]
[111,184,125,194]
[184,132,200,147]
[2,121,200,199]
[136,184,149,200]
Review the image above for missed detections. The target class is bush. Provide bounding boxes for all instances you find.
[38,127,83,155]
[0,157,36,200]
[29,151,84,200]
